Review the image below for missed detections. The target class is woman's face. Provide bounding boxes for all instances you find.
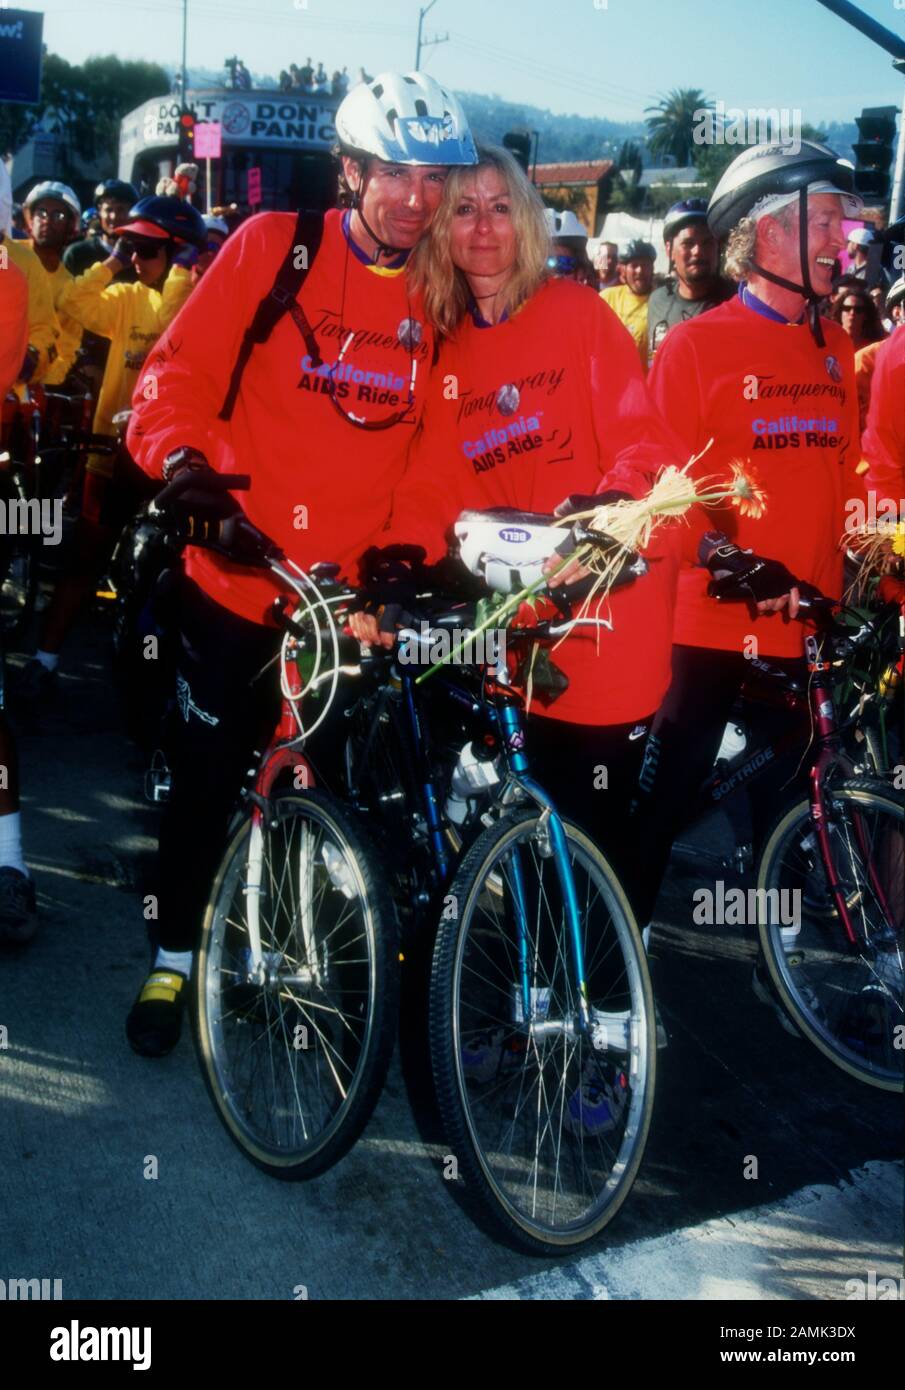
[448,166,517,281]
[839,295,868,339]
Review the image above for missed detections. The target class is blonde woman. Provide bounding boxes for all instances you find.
[354,146,690,891]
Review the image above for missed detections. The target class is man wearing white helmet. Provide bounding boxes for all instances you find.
[23,180,84,386]
[633,140,865,1026]
[122,71,476,1059]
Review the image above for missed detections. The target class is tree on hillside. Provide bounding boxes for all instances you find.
[0,52,169,172]
[646,88,712,167]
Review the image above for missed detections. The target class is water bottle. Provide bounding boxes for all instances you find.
[444,741,500,825]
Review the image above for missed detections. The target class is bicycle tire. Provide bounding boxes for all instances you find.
[430,807,655,1253]
[0,469,39,644]
[758,779,904,1092]
[195,789,399,1178]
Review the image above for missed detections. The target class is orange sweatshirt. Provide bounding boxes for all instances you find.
[861,330,904,510]
[385,278,690,725]
[648,295,861,657]
[128,210,435,625]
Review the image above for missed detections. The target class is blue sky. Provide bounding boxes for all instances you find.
[17,0,905,124]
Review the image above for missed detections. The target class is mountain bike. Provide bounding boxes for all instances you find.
[669,587,903,1091]
[153,469,399,1180]
[343,527,656,1253]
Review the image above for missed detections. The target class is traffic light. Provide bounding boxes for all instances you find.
[503,131,532,176]
[178,108,196,163]
[853,106,897,204]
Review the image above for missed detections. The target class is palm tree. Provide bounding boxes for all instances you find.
[645,88,712,167]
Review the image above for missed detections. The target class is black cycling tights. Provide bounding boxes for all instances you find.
[628,643,809,930]
[528,713,653,919]
[155,578,347,955]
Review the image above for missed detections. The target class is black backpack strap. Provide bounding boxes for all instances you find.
[218,208,325,422]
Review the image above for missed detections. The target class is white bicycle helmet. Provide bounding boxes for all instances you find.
[454,509,571,596]
[544,207,587,242]
[24,180,81,219]
[335,71,477,166]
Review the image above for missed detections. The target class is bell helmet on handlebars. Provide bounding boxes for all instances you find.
[454,509,573,596]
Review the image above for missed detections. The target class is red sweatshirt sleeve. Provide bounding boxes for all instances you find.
[0,260,28,397]
[861,331,905,510]
[127,213,293,478]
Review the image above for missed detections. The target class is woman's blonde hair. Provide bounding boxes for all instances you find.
[408,144,551,337]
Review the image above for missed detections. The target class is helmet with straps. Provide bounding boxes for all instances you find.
[335,71,477,167]
[618,238,656,263]
[95,178,139,207]
[113,195,207,248]
[454,509,570,596]
[707,139,861,239]
[663,197,709,242]
[708,140,862,345]
[24,180,81,219]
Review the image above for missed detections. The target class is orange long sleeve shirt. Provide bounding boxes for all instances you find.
[128,210,434,626]
[0,259,29,397]
[861,329,904,510]
[648,294,861,657]
[385,278,690,725]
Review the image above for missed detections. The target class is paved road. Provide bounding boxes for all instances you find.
[1,609,901,1300]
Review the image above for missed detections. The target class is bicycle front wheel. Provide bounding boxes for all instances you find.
[758,781,904,1092]
[430,808,655,1253]
[195,790,399,1178]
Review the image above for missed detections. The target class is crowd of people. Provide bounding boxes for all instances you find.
[0,71,901,1092]
[278,60,352,97]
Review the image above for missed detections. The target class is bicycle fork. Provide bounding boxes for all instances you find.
[498,701,591,1040]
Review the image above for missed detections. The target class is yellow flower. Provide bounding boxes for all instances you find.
[728,459,767,519]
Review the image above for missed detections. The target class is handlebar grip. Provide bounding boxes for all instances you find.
[153,469,251,509]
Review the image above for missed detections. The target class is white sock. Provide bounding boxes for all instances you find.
[642,925,651,952]
[153,947,193,977]
[0,811,28,876]
[34,650,60,673]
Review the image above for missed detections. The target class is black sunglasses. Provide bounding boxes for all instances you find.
[120,237,166,259]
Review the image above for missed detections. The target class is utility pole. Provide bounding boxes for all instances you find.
[415,1,449,70]
[181,0,188,108]
[814,0,905,223]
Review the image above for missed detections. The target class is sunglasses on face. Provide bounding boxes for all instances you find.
[120,238,166,259]
[30,206,71,223]
[841,303,866,313]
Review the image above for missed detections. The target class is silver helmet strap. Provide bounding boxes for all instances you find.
[350,164,406,261]
[749,186,825,347]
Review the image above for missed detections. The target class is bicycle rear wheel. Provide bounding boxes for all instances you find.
[430,808,655,1253]
[195,790,399,1177]
[758,780,904,1091]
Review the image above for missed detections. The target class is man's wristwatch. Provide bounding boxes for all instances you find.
[161,446,210,481]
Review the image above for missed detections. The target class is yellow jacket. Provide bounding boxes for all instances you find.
[41,258,83,386]
[600,283,650,372]
[1,236,61,386]
[58,260,193,477]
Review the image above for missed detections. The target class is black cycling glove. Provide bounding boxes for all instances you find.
[160,447,243,544]
[700,531,804,604]
[553,489,632,518]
